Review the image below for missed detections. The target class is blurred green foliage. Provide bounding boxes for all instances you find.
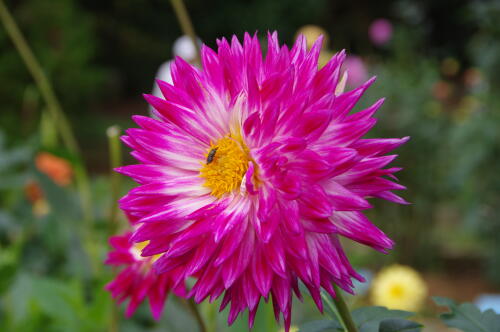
[0,0,106,140]
[359,1,500,282]
[434,296,500,332]
[1,0,500,331]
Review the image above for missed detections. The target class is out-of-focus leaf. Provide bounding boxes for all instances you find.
[299,305,419,332]
[299,319,342,332]
[379,318,422,332]
[8,273,33,324]
[0,263,17,295]
[86,280,113,327]
[0,210,17,232]
[0,144,32,173]
[0,239,22,294]
[33,169,81,220]
[0,173,30,190]
[434,296,500,332]
[352,306,414,332]
[8,275,108,331]
[30,277,82,326]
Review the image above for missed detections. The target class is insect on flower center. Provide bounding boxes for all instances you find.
[200,136,249,197]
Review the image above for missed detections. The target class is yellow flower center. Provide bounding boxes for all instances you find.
[200,136,249,197]
[132,241,161,263]
[389,284,405,298]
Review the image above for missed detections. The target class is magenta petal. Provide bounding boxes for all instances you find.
[331,211,394,251]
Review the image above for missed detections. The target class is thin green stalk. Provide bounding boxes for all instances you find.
[201,301,217,332]
[109,304,119,332]
[169,0,201,66]
[0,0,93,223]
[321,291,347,331]
[39,109,58,148]
[332,285,359,332]
[184,299,208,332]
[107,125,122,230]
[265,301,277,332]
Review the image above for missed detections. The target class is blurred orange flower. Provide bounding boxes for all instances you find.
[25,180,43,203]
[35,152,73,186]
[25,153,72,216]
[432,81,451,101]
[463,68,483,88]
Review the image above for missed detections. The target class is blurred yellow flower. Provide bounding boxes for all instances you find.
[295,25,333,68]
[296,25,329,49]
[441,57,460,77]
[371,264,427,312]
[33,199,50,217]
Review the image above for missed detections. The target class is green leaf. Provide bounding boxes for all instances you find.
[433,296,500,332]
[30,277,82,325]
[352,306,414,332]
[300,305,420,332]
[0,142,32,173]
[379,318,422,332]
[85,280,113,328]
[0,240,22,294]
[34,169,81,220]
[299,319,343,332]
[433,296,455,308]
[8,273,34,324]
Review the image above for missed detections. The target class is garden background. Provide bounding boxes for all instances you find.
[0,0,499,331]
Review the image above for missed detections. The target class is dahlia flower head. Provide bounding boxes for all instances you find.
[113,32,408,330]
[105,231,186,319]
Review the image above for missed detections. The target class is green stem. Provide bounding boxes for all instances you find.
[184,299,208,332]
[169,0,201,66]
[201,301,217,332]
[321,291,346,331]
[265,301,277,332]
[107,125,122,231]
[0,0,93,223]
[108,300,119,332]
[332,285,359,332]
[39,109,58,148]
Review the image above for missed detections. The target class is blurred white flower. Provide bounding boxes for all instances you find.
[150,35,201,114]
[475,294,500,314]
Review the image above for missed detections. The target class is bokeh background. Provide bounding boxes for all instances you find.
[1,0,499,331]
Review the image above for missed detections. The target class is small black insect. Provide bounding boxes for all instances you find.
[206,147,218,164]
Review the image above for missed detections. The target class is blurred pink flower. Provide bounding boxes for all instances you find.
[369,19,393,46]
[343,56,369,88]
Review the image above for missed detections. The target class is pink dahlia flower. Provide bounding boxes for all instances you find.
[105,232,186,319]
[116,32,408,330]
[369,18,393,46]
[343,55,369,88]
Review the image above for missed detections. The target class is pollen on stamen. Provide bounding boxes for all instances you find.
[199,136,250,197]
